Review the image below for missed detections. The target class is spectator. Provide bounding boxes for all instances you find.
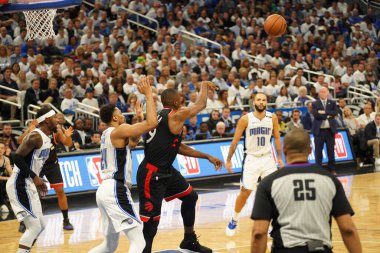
[203,89,220,114]
[357,104,376,128]
[353,63,366,86]
[0,67,18,119]
[0,123,18,152]
[275,85,292,108]
[219,107,234,132]
[59,75,79,98]
[23,79,42,114]
[206,109,220,133]
[72,118,87,147]
[187,116,198,139]
[275,110,288,135]
[365,113,380,165]
[40,78,60,108]
[294,86,315,106]
[343,107,361,137]
[212,122,233,138]
[195,122,212,140]
[109,92,127,113]
[0,142,12,213]
[286,109,304,132]
[61,88,79,117]
[182,125,193,141]
[81,131,101,149]
[228,78,249,110]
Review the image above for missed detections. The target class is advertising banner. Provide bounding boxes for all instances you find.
[48,130,353,195]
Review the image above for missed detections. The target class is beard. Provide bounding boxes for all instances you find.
[254,104,266,112]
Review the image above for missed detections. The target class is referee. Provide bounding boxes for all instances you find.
[251,128,362,253]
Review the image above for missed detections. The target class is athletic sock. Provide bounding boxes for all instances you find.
[232,212,240,222]
[61,209,68,220]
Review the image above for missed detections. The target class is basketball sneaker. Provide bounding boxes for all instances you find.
[63,218,74,230]
[179,233,212,253]
[226,219,237,236]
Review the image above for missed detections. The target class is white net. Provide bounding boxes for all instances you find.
[23,9,57,40]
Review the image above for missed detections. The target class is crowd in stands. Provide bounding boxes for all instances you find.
[0,0,379,163]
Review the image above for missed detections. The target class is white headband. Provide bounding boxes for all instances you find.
[37,110,56,124]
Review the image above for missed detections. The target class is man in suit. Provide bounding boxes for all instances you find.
[312,87,338,174]
[24,79,42,115]
[365,113,380,168]
[301,102,314,131]
[286,109,304,132]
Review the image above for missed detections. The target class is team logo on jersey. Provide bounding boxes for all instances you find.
[177,151,200,175]
[126,218,133,225]
[334,133,347,158]
[86,156,103,186]
[144,201,154,212]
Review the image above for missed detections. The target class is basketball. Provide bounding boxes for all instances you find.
[264,14,287,37]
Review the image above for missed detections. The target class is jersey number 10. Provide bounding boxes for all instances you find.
[257,136,265,146]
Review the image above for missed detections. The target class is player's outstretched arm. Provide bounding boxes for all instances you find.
[226,115,248,173]
[335,214,362,253]
[113,76,158,139]
[271,114,284,168]
[172,81,216,122]
[14,132,47,194]
[178,143,223,170]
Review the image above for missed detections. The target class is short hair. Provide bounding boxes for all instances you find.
[161,88,178,107]
[292,109,300,115]
[376,112,380,118]
[284,128,310,153]
[100,104,116,124]
[65,75,73,81]
[92,131,101,136]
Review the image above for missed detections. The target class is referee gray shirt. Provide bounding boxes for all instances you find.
[251,163,354,249]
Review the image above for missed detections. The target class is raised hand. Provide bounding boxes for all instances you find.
[63,126,74,137]
[135,99,144,121]
[202,81,219,91]
[137,75,152,96]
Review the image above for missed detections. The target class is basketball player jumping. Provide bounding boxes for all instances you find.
[6,106,57,253]
[226,92,284,236]
[17,116,75,231]
[88,76,157,253]
[137,81,224,253]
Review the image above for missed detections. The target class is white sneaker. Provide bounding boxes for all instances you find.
[0,205,9,213]
[226,219,237,237]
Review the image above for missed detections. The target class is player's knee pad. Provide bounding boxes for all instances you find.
[180,190,198,206]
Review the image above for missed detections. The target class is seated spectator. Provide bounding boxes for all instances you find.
[97,83,110,108]
[219,107,234,132]
[182,125,193,141]
[61,88,79,116]
[206,110,220,133]
[195,122,212,140]
[109,92,127,113]
[0,67,18,120]
[83,118,94,138]
[187,116,198,139]
[275,85,292,108]
[301,102,314,131]
[212,69,229,90]
[203,89,220,114]
[0,142,12,213]
[293,86,315,106]
[81,88,99,111]
[228,78,249,110]
[72,118,87,147]
[357,104,376,128]
[286,109,304,132]
[0,123,18,152]
[275,110,287,135]
[40,78,60,108]
[365,113,380,164]
[24,78,43,115]
[215,89,229,109]
[59,75,80,99]
[343,107,361,137]
[212,122,233,138]
[81,131,101,149]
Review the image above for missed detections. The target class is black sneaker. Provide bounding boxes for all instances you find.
[179,233,212,253]
[63,218,74,230]
[19,221,26,233]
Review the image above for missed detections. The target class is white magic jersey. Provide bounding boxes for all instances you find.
[245,111,273,156]
[13,128,51,177]
[100,127,132,187]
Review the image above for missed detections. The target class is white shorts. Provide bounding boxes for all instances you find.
[241,153,277,191]
[6,173,43,221]
[96,179,142,234]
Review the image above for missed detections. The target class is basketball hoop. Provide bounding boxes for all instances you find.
[0,0,82,40]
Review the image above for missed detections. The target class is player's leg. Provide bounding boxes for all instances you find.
[165,168,211,253]
[7,176,44,252]
[325,130,336,173]
[137,162,165,253]
[226,155,257,236]
[314,132,325,166]
[42,163,73,230]
[123,223,145,253]
[88,181,120,253]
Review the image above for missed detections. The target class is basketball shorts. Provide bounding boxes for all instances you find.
[241,153,277,191]
[40,163,64,189]
[96,179,142,233]
[137,162,192,222]
[6,172,43,221]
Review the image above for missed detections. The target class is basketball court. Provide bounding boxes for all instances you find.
[0,173,379,252]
